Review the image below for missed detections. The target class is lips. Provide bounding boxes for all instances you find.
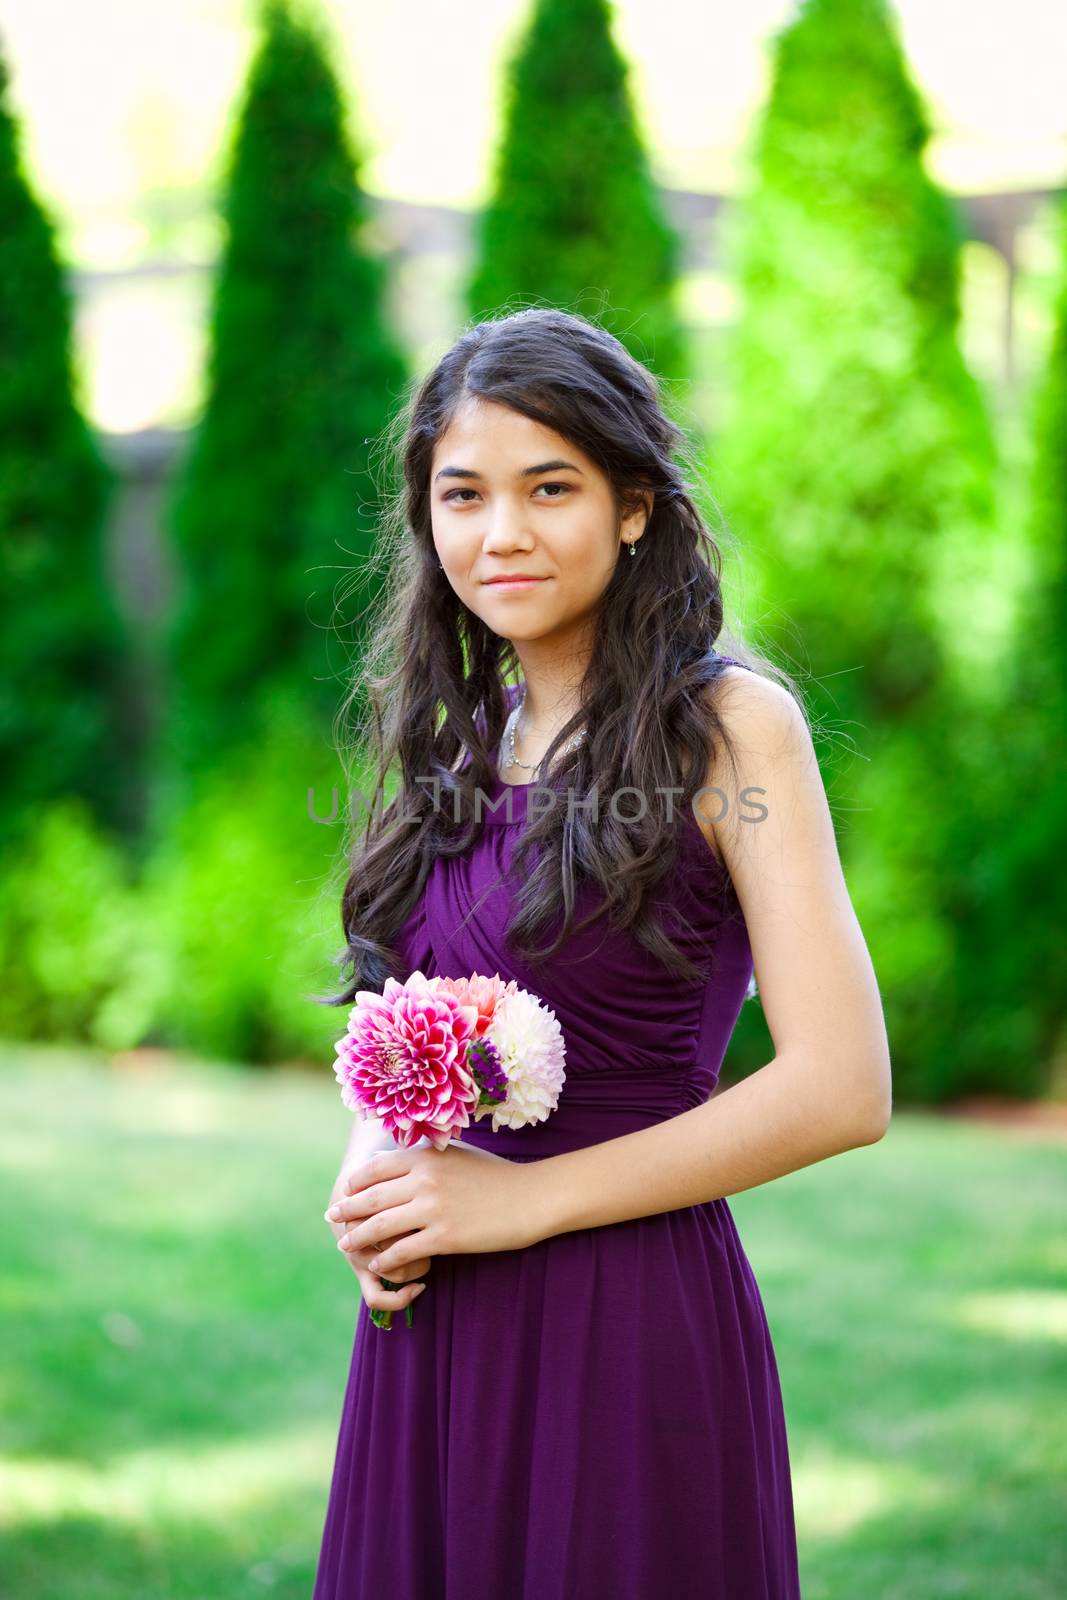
[482,576,548,585]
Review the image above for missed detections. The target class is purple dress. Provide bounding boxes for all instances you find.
[313,675,801,1599]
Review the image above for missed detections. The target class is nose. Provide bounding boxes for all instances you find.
[481,501,535,554]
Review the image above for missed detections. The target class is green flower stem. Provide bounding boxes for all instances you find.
[370,1279,416,1330]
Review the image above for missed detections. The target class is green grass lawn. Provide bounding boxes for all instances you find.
[1,1042,1064,1599]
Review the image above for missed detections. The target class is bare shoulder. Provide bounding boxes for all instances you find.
[703,665,811,751]
[695,668,816,864]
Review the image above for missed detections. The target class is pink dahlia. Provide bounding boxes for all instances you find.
[333,970,481,1150]
[429,971,518,1038]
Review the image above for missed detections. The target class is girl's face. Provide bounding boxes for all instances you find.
[429,397,649,646]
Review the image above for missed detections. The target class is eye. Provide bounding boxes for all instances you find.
[441,482,574,504]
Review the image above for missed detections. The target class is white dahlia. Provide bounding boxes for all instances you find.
[476,987,567,1132]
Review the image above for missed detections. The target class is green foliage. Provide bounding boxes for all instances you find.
[0,46,129,841]
[465,0,687,390]
[1018,198,1067,1018]
[0,799,157,1051]
[946,192,1067,1098]
[712,0,1005,1096]
[145,683,350,1065]
[0,693,353,1066]
[141,0,409,1067]
[162,0,408,792]
[717,0,999,722]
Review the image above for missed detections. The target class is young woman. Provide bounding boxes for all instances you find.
[312,307,892,1599]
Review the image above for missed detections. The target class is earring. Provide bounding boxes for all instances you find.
[628,540,636,557]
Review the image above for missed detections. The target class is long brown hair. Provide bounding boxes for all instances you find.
[320,307,803,1004]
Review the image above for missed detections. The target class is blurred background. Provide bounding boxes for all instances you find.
[1,1,1064,1595]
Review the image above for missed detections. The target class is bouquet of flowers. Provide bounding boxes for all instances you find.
[332,969,566,1327]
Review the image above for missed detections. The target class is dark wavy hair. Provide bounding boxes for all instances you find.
[319,306,802,1005]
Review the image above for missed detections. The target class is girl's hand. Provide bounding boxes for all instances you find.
[323,1115,434,1318]
[325,1190,434,1315]
[343,1229,432,1319]
[326,1139,546,1279]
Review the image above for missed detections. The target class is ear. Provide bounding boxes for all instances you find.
[620,488,654,540]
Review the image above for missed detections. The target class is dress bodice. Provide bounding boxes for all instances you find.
[395,670,754,1158]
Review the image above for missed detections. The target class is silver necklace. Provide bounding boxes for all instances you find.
[499,686,586,775]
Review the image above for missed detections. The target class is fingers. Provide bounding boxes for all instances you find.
[325,1199,433,1281]
[349,1235,431,1285]
[342,1147,406,1195]
[336,1211,425,1268]
[349,1244,428,1311]
[359,1271,428,1314]
[325,1183,396,1229]
[365,1254,432,1284]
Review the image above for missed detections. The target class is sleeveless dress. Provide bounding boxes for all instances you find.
[312,670,802,1599]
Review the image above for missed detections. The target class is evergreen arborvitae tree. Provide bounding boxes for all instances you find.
[466,0,686,390]
[149,0,409,1064]
[1021,196,1067,1046]
[717,0,998,727]
[163,0,407,798]
[712,0,1001,1098]
[0,44,126,844]
[954,191,1067,1097]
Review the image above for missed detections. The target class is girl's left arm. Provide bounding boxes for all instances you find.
[528,668,893,1242]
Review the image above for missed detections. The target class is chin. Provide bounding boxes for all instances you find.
[489,622,553,646]
[474,597,552,626]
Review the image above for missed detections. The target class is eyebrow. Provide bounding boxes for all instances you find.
[433,459,585,484]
